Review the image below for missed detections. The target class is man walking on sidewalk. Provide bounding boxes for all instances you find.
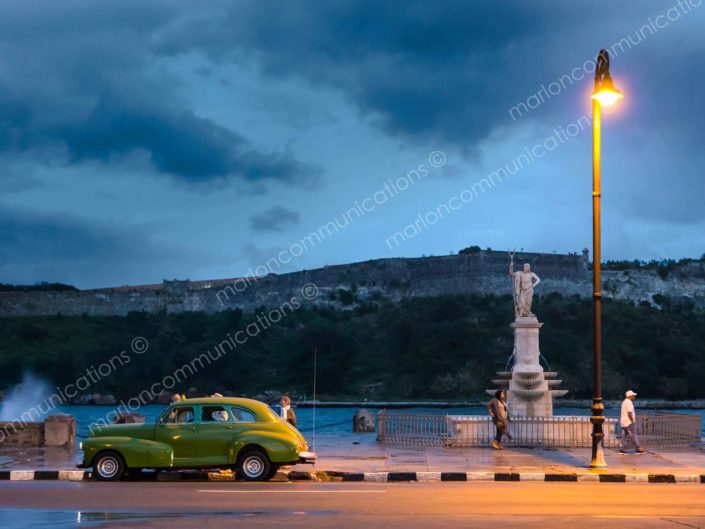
[619,390,646,454]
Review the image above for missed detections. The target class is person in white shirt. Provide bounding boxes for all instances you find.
[619,390,645,454]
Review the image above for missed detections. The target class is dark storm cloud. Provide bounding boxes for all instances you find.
[56,95,318,184]
[0,95,32,152]
[3,0,701,182]
[209,0,704,228]
[248,205,300,232]
[0,209,200,288]
[154,1,606,146]
[0,0,319,186]
[156,0,561,147]
[156,1,705,159]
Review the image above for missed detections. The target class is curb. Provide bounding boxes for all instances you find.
[0,470,89,481]
[1,469,703,484]
[293,471,705,483]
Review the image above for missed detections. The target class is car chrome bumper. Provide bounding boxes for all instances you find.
[298,451,316,463]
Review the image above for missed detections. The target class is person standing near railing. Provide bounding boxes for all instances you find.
[279,395,297,427]
[488,390,513,450]
[619,390,646,454]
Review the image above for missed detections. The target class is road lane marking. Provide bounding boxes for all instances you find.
[198,490,387,494]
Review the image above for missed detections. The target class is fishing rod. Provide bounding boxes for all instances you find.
[312,346,317,457]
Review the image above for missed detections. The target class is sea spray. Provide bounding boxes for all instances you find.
[0,372,52,422]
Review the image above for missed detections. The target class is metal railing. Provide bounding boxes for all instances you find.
[377,412,449,447]
[628,412,701,448]
[447,415,620,448]
[377,411,701,449]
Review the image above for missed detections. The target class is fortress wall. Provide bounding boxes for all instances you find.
[1,251,703,316]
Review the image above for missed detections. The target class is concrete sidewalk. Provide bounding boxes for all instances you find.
[288,433,705,477]
[2,433,704,482]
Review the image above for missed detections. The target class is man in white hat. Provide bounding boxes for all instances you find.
[619,390,645,454]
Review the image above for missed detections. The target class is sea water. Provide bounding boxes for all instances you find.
[35,404,705,442]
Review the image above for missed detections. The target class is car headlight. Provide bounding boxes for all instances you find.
[79,442,83,450]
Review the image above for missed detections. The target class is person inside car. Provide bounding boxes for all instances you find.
[213,410,229,422]
[176,408,194,424]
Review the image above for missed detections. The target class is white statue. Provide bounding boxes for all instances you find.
[508,252,540,317]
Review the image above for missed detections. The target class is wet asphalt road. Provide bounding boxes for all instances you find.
[0,480,704,528]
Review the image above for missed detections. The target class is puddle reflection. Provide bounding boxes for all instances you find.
[0,508,301,528]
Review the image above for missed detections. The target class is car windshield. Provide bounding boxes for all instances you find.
[159,407,173,423]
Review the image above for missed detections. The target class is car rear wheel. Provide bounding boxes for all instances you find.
[93,451,125,481]
[237,449,271,481]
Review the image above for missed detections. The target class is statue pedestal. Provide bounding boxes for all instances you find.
[487,316,567,417]
[511,316,543,373]
[508,317,553,416]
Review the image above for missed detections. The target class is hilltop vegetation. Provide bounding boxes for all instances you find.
[600,255,705,279]
[0,282,78,292]
[0,293,703,401]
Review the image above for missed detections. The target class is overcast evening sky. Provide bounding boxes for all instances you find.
[1,0,704,288]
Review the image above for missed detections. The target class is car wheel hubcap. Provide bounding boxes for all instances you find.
[97,457,119,478]
[243,456,264,478]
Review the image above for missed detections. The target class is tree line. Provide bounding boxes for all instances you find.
[0,293,703,401]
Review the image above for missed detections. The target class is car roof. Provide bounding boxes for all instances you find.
[170,397,278,422]
[172,397,270,410]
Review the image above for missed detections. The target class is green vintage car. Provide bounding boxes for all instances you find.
[79,397,315,481]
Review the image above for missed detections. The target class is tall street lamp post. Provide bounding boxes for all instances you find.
[590,49,623,468]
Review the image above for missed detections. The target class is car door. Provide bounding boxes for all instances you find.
[196,405,238,466]
[154,405,198,467]
[227,405,260,455]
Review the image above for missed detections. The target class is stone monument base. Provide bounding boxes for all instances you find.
[487,316,567,417]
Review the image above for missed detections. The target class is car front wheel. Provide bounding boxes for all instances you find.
[93,451,125,481]
[237,449,271,481]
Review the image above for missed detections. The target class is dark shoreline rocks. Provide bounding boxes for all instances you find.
[112,412,145,424]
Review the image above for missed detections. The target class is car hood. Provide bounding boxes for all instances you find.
[90,422,155,440]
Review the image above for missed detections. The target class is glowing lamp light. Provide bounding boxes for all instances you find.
[592,78,623,107]
[592,87,623,107]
